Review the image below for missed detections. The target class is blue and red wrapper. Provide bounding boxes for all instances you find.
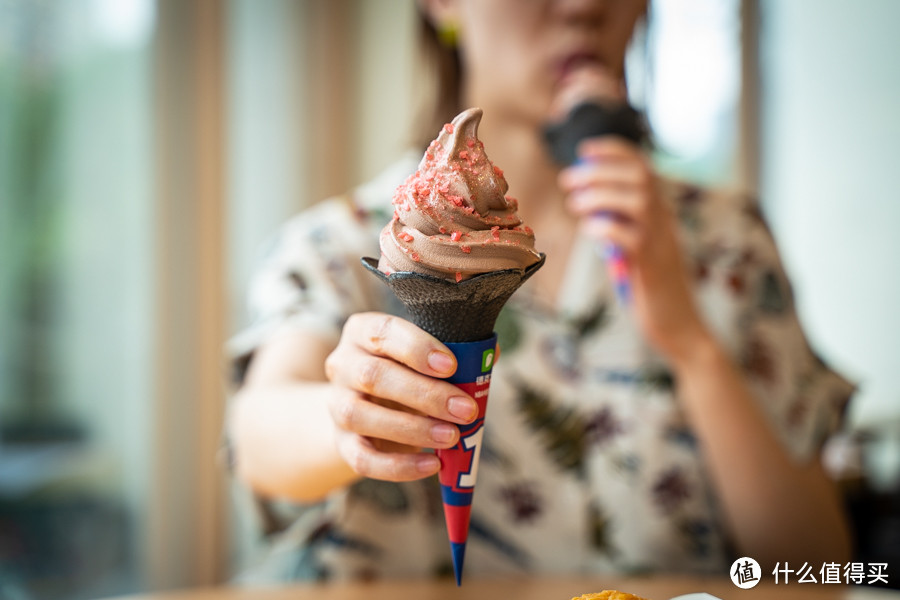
[437,334,497,586]
[602,230,631,304]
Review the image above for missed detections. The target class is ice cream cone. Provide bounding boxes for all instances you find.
[362,254,544,584]
[543,99,646,306]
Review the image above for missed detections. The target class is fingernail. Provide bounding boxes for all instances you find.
[431,423,457,444]
[571,188,589,205]
[428,351,454,374]
[417,454,440,473]
[448,396,477,422]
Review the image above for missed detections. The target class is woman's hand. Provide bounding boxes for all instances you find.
[558,139,712,365]
[323,312,479,482]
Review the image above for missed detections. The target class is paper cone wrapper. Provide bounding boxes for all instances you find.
[436,335,497,585]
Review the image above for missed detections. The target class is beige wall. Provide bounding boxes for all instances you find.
[759,0,900,428]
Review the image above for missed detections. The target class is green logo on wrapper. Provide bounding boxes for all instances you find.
[481,348,494,372]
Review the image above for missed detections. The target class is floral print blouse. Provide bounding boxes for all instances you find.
[227,153,853,583]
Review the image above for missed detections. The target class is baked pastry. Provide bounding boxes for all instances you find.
[572,592,650,600]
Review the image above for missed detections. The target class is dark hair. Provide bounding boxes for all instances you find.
[411,6,463,149]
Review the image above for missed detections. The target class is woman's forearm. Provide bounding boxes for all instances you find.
[672,334,852,566]
[228,331,361,503]
[229,381,360,503]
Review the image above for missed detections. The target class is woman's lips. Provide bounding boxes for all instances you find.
[549,56,622,119]
[555,51,606,83]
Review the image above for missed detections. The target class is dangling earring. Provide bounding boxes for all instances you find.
[437,20,459,48]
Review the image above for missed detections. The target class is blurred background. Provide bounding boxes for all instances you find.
[0,0,898,598]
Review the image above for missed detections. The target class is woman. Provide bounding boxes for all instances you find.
[227,0,853,581]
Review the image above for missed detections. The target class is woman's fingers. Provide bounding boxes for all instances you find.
[328,388,461,450]
[327,312,479,425]
[327,345,478,425]
[325,312,483,481]
[559,157,645,191]
[577,136,644,161]
[558,137,658,250]
[335,432,440,481]
[582,215,642,254]
[566,186,647,223]
[342,312,457,377]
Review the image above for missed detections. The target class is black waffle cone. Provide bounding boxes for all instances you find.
[361,254,545,343]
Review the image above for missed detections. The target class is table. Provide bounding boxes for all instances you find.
[107,575,900,600]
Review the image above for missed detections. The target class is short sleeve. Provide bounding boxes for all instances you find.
[226,195,391,386]
[227,154,419,386]
[676,182,856,464]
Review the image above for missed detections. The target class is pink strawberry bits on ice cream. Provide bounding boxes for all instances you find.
[377,108,541,282]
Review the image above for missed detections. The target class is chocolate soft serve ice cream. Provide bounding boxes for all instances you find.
[363,106,545,342]
[378,107,541,283]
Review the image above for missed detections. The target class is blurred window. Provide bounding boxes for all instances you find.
[0,0,155,598]
[629,0,743,186]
